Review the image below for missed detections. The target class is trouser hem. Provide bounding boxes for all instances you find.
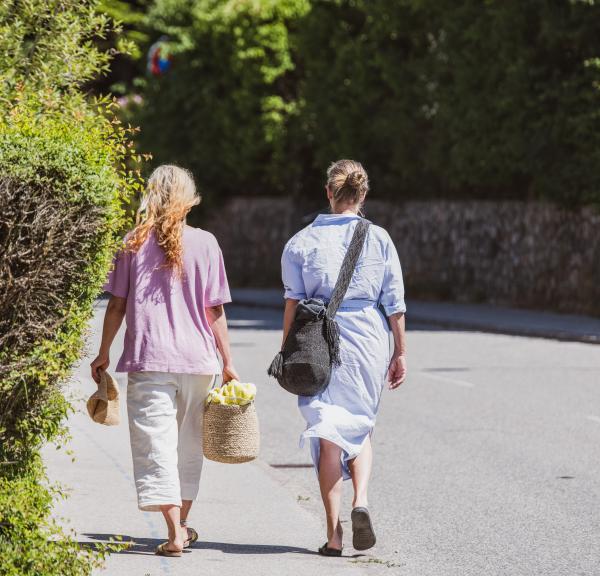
[180,484,200,502]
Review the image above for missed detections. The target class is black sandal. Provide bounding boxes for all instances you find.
[351,507,376,551]
[318,542,342,557]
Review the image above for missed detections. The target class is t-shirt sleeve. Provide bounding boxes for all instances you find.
[103,247,131,299]
[379,233,406,316]
[205,240,232,306]
[282,238,307,301]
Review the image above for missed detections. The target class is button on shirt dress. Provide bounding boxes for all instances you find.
[281,213,406,479]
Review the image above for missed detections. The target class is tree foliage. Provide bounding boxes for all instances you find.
[135,0,600,206]
[94,0,153,94]
[136,0,310,205]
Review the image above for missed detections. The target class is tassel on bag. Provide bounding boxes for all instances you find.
[267,351,284,380]
[324,315,341,366]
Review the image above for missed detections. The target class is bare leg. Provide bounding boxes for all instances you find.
[180,499,193,541]
[160,504,184,552]
[348,434,373,509]
[180,500,193,523]
[318,439,344,550]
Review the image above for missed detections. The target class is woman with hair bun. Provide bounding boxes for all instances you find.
[90,165,238,557]
[279,159,407,556]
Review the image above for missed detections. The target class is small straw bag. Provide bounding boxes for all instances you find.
[86,370,120,426]
[203,390,260,464]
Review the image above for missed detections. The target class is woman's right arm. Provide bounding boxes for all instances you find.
[90,296,126,383]
[281,237,305,348]
[282,298,299,347]
[92,242,131,382]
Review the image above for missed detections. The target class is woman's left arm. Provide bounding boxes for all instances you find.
[379,233,407,390]
[90,295,126,383]
[206,304,240,382]
[387,312,407,390]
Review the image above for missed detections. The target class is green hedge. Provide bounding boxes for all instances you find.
[135,0,600,206]
[0,1,141,574]
[0,108,131,468]
[0,471,104,576]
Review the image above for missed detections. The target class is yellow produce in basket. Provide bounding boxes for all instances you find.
[206,380,256,406]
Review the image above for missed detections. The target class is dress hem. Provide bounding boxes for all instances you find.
[300,428,371,481]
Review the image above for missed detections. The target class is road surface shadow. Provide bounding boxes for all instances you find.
[194,540,317,555]
[225,305,282,330]
[225,304,469,333]
[81,533,316,556]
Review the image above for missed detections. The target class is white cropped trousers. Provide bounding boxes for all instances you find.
[127,371,215,511]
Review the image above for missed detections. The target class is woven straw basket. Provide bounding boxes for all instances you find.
[203,401,260,464]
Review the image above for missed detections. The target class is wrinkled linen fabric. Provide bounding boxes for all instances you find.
[281,213,406,479]
[127,371,215,511]
[104,226,231,374]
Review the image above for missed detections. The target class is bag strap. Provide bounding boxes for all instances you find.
[327,219,371,319]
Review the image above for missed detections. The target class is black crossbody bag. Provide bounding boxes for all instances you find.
[267,219,371,397]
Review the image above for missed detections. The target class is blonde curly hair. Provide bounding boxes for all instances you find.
[126,165,200,276]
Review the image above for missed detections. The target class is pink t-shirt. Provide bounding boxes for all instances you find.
[103,225,231,374]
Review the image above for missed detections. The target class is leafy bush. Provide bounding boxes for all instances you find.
[0,1,142,574]
[0,107,132,468]
[136,0,600,206]
[406,0,600,204]
[136,0,310,205]
[0,469,105,576]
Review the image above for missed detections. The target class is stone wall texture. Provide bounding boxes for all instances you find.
[204,197,600,316]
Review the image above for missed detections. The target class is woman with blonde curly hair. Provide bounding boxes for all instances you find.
[91,165,238,557]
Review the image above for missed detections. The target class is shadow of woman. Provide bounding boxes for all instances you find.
[81,533,317,557]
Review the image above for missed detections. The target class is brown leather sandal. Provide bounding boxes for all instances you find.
[155,542,182,557]
[183,526,199,548]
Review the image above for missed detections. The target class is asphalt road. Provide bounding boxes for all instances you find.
[227,304,600,576]
[45,302,600,575]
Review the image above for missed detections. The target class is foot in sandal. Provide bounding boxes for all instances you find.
[318,542,342,557]
[319,521,343,556]
[182,525,199,549]
[155,542,183,557]
[351,507,376,551]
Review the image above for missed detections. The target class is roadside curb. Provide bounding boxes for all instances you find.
[229,290,600,345]
[399,314,600,344]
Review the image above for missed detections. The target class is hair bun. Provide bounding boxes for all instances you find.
[327,160,369,206]
[344,170,367,191]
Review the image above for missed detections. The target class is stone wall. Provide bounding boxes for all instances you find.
[204,197,600,316]
[203,196,296,287]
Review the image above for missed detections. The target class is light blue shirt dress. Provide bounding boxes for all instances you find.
[281,213,406,479]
